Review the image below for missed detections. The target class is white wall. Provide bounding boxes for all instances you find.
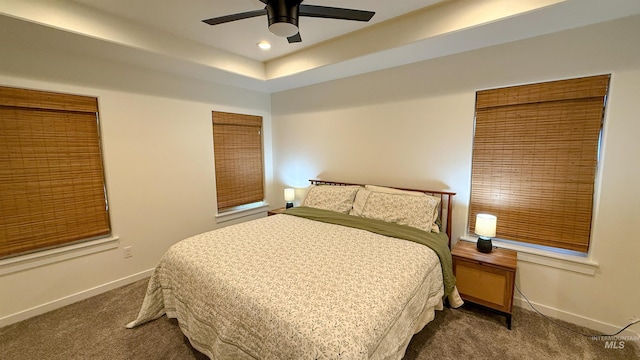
[271,16,640,335]
[0,35,275,323]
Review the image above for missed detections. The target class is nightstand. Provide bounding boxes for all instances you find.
[452,240,517,329]
[267,207,286,216]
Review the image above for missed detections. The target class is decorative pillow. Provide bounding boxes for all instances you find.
[301,185,362,214]
[353,185,441,232]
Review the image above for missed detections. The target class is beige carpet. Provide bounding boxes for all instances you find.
[1,279,638,360]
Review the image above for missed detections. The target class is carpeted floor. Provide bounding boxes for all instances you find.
[1,279,638,360]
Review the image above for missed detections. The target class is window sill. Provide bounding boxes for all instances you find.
[459,236,599,275]
[215,202,269,224]
[0,236,120,276]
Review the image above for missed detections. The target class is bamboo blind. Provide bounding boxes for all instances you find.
[469,75,610,253]
[212,111,264,211]
[0,86,110,258]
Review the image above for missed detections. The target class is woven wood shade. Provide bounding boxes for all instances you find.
[212,111,264,211]
[0,86,110,258]
[469,75,610,253]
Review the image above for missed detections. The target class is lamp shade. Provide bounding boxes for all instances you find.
[284,188,295,202]
[475,213,497,238]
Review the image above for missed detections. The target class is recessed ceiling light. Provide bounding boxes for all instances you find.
[257,41,271,50]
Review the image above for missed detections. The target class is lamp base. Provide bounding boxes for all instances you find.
[477,237,493,253]
[285,202,293,209]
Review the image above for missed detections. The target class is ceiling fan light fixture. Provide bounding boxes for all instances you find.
[268,22,298,37]
[266,0,300,37]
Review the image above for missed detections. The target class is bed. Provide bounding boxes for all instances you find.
[127,180,462,359]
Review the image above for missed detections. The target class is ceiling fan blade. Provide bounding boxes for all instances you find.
[287,32,302,43]
[202,9,267,26]
[298,4,375,22]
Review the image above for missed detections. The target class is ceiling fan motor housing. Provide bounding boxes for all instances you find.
[267,0,300,37]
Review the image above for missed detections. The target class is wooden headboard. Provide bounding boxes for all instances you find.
[309,180,456,248]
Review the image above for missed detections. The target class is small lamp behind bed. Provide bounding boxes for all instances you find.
[284,188,295,209]
[475,213,497,253]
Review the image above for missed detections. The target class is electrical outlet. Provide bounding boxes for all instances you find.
[123,246,133,258]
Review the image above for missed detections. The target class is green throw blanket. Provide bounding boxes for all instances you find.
[283,206,456,296]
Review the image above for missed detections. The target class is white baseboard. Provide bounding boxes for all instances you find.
[0,268,154,328]
[514,296,640,338]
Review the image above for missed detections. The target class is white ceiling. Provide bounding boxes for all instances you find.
[70,0,441,62]
[2,0,640,93]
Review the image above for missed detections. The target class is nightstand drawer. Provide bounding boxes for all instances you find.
[454,258,514,312]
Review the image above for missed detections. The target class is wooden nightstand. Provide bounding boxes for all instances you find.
[452,240,517,329]
[267,207,287,216]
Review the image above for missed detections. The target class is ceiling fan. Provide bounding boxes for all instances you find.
[202,0,375,43]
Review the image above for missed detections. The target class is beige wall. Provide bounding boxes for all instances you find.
[0,39,275,322]
[271,16,640,335]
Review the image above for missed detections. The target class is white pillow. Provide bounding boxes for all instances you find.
[353,185,441,232]
[301,185,361,214]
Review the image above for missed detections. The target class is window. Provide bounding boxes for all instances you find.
[212,111,264,211]
[468,75,610,253]
[0,86,111,258]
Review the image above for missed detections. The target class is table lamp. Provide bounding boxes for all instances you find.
[284,188,295,209]
[475,213,497,253]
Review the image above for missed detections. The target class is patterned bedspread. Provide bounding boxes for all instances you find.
[127,212,448,359]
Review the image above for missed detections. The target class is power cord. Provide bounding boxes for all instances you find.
[515,284,640,338]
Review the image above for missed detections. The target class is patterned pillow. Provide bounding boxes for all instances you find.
[351,186,441,232]
[365,185,441,232]
[301,185,362,214]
